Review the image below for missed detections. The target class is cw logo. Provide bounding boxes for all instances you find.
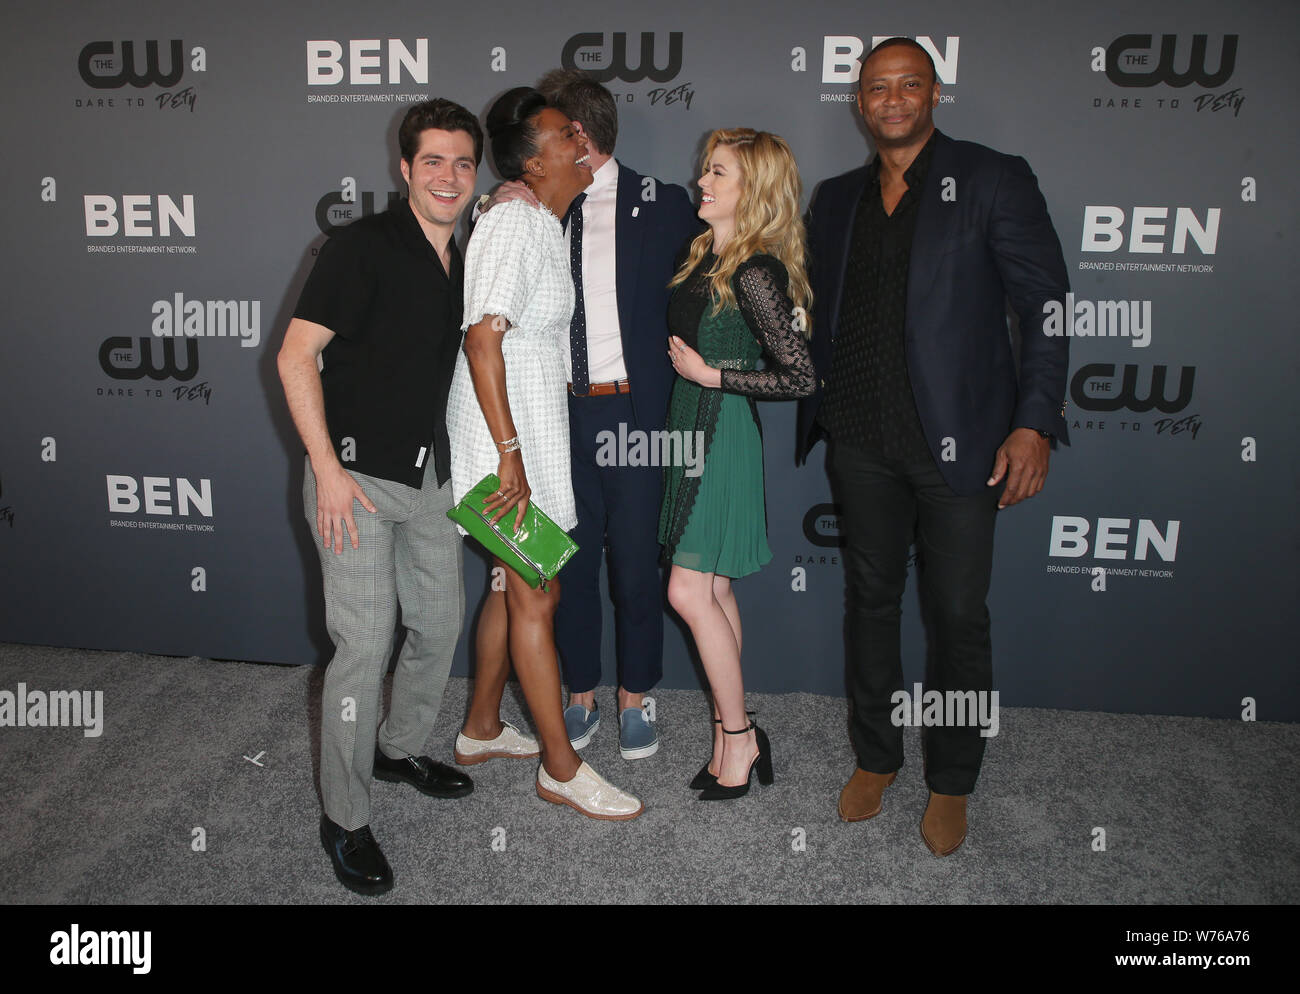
[1069,363,1194,414]
[99,337,199,382]
[315,190,403,236]
[802,503,844,548]
[79,40,185,89]
[1104,34,1237,88]
[561,32,683,84]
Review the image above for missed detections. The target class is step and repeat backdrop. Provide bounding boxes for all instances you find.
[1,1,1296,720]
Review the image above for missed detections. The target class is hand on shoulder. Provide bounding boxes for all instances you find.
[471,195,554,247]
[484,180,539,212]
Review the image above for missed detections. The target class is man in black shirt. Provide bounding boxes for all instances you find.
[818,132,935,463]
[277,99,482,895]
[799,40,1070,856]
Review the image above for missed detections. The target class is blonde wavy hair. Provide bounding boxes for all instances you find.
[669,128,812,333]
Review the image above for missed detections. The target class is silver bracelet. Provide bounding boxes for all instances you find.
[495,436,521,453]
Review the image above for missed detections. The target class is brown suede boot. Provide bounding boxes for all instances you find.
[920,791,968,856]
[838,769,898,822]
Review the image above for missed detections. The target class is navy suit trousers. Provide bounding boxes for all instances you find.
[554,392,665,694]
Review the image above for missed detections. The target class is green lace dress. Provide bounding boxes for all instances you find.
[657,252,815,577]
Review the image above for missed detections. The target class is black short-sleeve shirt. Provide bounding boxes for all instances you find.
[294,199,463,488]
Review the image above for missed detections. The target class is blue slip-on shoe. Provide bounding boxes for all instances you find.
[619,703,659,760]
[564,701,600,750]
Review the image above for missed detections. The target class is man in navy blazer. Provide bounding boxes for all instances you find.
[797,39,1069,855]
[538,70,700,758]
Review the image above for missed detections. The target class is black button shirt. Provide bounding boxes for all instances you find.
[819,132,935,461]
[294,199,462,488]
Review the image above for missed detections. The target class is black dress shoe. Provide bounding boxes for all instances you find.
[373,752,474,798]
[320,816,393,896]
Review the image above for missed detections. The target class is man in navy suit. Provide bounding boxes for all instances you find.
[797,39,1069,855]
[536,70,700,758]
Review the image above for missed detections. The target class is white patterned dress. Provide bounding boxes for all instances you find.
[447,199,577,533]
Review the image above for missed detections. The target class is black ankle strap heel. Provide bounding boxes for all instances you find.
[698,720,774,800]
[692,713,758,790]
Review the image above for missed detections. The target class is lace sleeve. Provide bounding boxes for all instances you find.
[720,256,815,400]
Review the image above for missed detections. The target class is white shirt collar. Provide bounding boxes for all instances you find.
[587,156,618,196]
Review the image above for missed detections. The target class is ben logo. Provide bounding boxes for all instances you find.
[107,475,214,517]
[821,35,959,85]
[85,195,196,239]
[1080,206,1219,255]
[561,32,683,83]
[802,503,845,548]
[1105,34,1237,89]
[99,337,199,382]
[306,39,429,86]
[1049,517,1179,563]
[1070,364,1194,414]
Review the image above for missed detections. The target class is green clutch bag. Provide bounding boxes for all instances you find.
[446,473,579,590]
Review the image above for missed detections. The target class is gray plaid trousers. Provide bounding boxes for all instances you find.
[304,458,464,829]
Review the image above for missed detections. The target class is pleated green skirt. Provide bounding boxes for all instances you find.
[658,384,771,579]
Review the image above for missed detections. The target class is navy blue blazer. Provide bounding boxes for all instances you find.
[797,130,1070,496]
[610,161,701,431]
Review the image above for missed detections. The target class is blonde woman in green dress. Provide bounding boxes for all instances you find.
[660,129,814,799]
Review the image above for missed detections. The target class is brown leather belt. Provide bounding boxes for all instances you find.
[569,379,631,397]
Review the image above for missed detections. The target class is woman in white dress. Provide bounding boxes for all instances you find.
[447,87,643,820]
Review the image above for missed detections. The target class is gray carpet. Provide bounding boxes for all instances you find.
[0,642,1295,904]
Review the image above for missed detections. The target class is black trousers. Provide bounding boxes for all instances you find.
[828,441,1000,795]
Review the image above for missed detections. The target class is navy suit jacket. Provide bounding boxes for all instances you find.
[797,130,1070,496]
[610,161,701,431]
